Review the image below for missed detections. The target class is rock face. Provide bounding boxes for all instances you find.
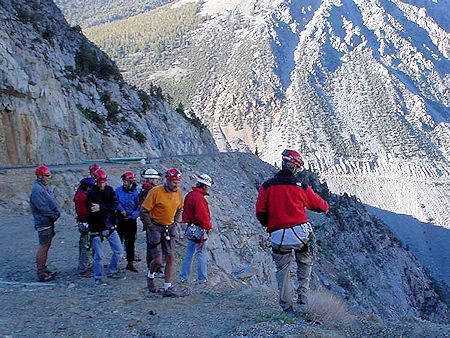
[0,153,447,323]
[0,0,216,166]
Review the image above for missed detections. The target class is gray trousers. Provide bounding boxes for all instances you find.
[272,244,312,310]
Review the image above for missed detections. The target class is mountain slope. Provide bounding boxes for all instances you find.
[0,0,216,166]
[53,0,175,28]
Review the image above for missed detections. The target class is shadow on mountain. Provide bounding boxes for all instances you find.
[365,204,450,287]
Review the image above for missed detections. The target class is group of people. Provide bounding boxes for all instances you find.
[30,163,214,297]
[30,149,329,313]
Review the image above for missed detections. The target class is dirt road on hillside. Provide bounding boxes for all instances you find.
[0,214,325,337]
[2,214,449,337]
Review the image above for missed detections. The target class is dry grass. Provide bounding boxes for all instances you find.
[305,289,356,328]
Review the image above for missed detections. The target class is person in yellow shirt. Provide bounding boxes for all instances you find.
[141,168,183,297]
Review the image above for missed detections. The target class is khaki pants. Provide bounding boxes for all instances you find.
[272,244,312,310]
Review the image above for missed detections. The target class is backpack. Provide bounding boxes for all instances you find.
[73,188,89,222]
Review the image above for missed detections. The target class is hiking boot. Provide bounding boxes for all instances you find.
[282,306,296,318]
[147,277,157,293]
[126,262,138,272]
[106,272,120,279]
[37,270,55,282]
[79,271,92,278]
[95,279,106,286]
[43,266,57,276]
[163,287,181,298]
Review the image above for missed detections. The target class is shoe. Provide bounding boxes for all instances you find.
[179,278,187,283]
[95,279,104,286]
[133,255,142,262]
[126,262,138,272]
[297,294,308,305]
[197,279,207,285]
[283,306,297,318]
[147,277,157,293]
[163,287,181,298]
[79,271,92,278]
[106,272,120,279]
[37,270,55,282]
[43,266,57,276]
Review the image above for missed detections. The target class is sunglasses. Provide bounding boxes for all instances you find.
[43,174,52,177]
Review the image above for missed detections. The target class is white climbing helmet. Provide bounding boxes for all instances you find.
[197,173,213,187]
[141,168,161,179]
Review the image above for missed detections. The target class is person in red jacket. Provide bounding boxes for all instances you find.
[256,149,329,315]
[179,174,213,284]
[73,177,95,277]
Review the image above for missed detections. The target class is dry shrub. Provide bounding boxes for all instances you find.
[305,289,355,327]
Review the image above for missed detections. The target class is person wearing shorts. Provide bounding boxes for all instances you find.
[141,168,183,297]
[30,166,61,282]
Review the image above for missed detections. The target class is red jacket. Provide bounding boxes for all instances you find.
[255,170,329,232]
[182,187,212,230]
[73,188,89,222]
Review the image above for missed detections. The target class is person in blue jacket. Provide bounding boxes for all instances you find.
[116,171,140,272]
[30,166,61,282]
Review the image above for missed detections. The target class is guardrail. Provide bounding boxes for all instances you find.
[81,157,147,164]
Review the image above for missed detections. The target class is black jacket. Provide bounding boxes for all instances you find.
[86,185,118,233]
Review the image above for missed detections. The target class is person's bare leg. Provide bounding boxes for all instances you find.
[164,253,174,283]
[36,242,51,270]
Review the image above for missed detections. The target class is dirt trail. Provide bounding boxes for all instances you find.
[0,215,301,337]
[1,214,449,337]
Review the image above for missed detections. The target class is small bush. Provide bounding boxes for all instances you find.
[72,25,82,33]
[75,42,98,76]
[149,84,163,99]
[76,104,106,131]
[124,128,135,138]
[137,89,151,111]
[16,8,31,23]
[134,131,147,144]
[305,289,355,327]
[100,92,121,124]
[175,102,185,117]
[42,28,54,42]
[75,41,121,80]
[337,273,353,291]
[124,127,147,144]
[98,58,122,80]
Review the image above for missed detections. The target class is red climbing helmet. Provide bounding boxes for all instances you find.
[88,163,101,173]
[35,165,51,176]
[121,171,135,181]
[281,149,304,167]
[165,168,182,181]
[92,168,108,182]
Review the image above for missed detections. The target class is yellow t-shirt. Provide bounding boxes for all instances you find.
[141,185,183,225]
